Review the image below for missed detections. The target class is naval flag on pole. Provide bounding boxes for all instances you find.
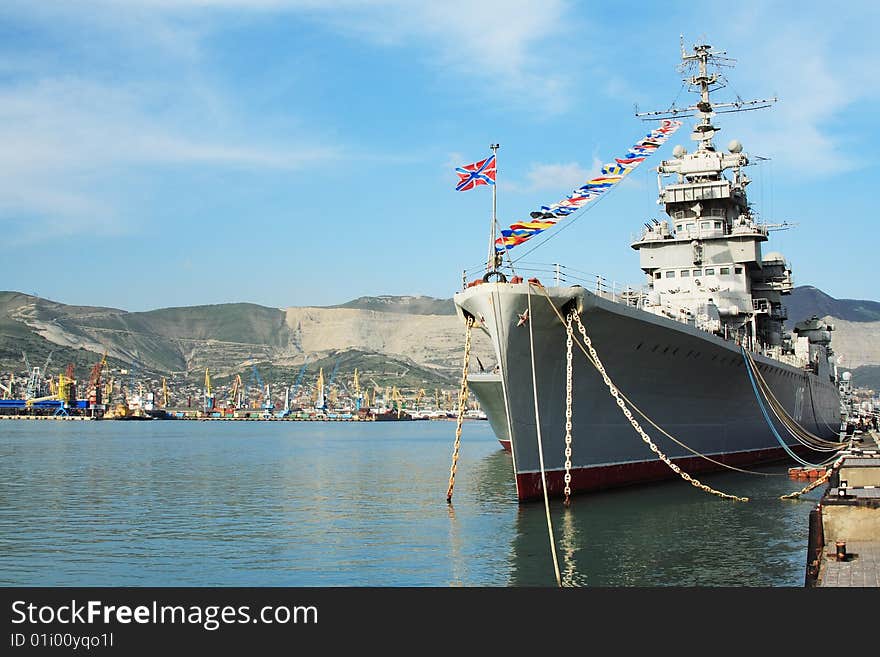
[454,155,496,192]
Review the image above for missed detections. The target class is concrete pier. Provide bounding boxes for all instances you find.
[806,430,880,587]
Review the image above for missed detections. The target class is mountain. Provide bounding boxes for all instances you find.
[327,295,455,315]
[850,365,880,393]
[1,286,876,389]
[0,291,489,388]
[785,286,880,326]
[783,286,880,385]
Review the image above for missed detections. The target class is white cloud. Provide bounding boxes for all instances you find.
[0,77,341,238]
[525,161,596,191]
[701,4,880,176]
[18,0,577,112]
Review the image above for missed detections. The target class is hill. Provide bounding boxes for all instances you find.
[0,292,491,389]
[0,286,876,389]
[327,295,455,315]
[849,365,880,392]
[785,286,880,326]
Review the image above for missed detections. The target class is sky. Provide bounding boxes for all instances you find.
[0,1,877,311]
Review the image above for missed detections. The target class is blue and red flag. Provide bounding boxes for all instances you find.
[455,155,496,192]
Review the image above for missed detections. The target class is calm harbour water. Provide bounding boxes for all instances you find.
[0,419,818,587]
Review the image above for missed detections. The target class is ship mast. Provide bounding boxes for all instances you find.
[487,143,500,274]
[636,37,777,149]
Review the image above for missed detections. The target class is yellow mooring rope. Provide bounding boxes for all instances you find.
[446,315,474,504]
[533,284,748,502]
[526,283,563,587]
[780,456,844,500]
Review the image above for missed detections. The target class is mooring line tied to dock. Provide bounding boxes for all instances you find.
[534,285,748,502]
[746,347,849,452]
[779,457,842,500]
[446,315,474,504]
[741,346,847,474]
[526,283,563,587]
[570,309,749,502]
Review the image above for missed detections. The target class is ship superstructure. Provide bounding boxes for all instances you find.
[632,43,832,377]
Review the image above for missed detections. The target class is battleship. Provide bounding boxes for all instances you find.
[454,42,844,502]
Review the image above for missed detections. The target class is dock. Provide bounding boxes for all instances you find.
[805,429,880,587]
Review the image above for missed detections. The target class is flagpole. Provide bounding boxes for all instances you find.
[487,143,499,273]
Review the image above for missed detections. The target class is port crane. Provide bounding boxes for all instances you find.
[203,368,215,413]
[88,352,107,409]
[314,368,326,410]
[326,357,341,406]
[22,350,52,399]
[289,361,308,410]
[57,365,75,406]
[161,377,169,408]
[276,362,306,419]
[391,387,405,418]
[248,364,265,409]
[351,368,363,410]
[227,374,243,410]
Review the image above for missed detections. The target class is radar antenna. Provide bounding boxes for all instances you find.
[636,39,776,152]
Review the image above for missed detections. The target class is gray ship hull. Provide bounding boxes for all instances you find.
[454,282,841,502]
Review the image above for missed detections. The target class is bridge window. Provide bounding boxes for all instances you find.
[720,267,730,275]
[701,222,711,230]
[680,270,690,277]
[735,267,743,274]
[655,272,661,279]
[665,271,676,278]
[692,269,701,276]
[714,221,722,229]
[705,268,715,275]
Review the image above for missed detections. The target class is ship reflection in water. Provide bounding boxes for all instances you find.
[500,461,817,587]
[0,420,818,587]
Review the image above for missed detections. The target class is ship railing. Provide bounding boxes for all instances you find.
[462,262,648,309]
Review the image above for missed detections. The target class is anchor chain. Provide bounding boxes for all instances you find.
[446,315,474,503]
[563,311,574,506]
[780,456,843,500]
[570,311,748,502]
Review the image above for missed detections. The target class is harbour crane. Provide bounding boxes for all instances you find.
[290,361,308,407]
[162,377,169,408]
[104,376,114,405]
[57,371,70,407]
[228,374,242,410]
[314,368,326,410]
[249,364,265,409]
[87,352,107,408]
[22,350,53,399]
[41,351,53,386]
[352,368,363,410]
[326,357,341,402]
[328,358,340,386]
[0,378,11,399]
[203,368,214,413]
[391,387,404,418]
